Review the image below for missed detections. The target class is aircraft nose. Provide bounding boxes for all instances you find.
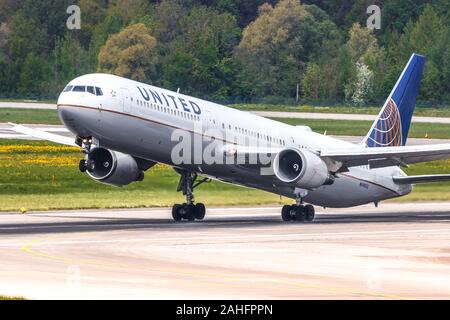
[58,106,79,130]
[58,105,94,138]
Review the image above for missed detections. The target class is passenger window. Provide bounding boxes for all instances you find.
[63,85,73,92]
[95,87,103,96]
[87,86,95,95]
[73,86,86,92]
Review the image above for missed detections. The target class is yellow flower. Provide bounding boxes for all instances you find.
[0,145,78,153]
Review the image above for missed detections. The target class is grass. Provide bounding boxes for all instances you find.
[0,108,60,124]
[0,139,449,212]
[396,160,450,202]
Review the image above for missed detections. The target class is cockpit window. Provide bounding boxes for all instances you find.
[63,85,73,92]
[73,85,86,92]
[69,85,103,96]
[87,86,95,95]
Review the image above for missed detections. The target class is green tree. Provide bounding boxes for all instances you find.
[89,13,125,68]
[235,0,340,98]
[160,6,241,99]
[152,0,185,44]
[18,53,51,98]
[98,23,158,82]
[52,35,93,93]
[381,0,431,34]
[5,12,47,61]
[345,61,374,105]
[343,23,385,102]
[301,63,321,100]
[387,5,450,102]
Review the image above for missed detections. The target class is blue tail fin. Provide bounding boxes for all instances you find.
[364,53,425,147]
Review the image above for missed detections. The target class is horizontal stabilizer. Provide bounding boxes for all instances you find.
[321,143,450,168]
[393,174,450,185]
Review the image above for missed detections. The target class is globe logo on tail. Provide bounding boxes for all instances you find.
[366,99,402,147]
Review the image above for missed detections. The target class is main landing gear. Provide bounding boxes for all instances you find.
[172,171,210,222]
[281,204,315,222]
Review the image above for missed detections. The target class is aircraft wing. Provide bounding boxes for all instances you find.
[8,123,77,147]
[393,174,450,184]
[320,144,450,169]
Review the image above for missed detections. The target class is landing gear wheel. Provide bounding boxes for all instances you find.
[172,204,183,221]
[294,205,305,222]
[281,205,292,221]
[305,205,315,222]
[79,159,87,173]
[194,203,206,220]
[184,204,196,221]
[281,204,315,223]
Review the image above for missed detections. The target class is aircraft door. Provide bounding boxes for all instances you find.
[121,88,131,113]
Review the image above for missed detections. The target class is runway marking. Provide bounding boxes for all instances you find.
[20,235,415,300]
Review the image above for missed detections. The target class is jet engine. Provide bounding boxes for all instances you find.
[273,148,334,189]
[82,147,155,186]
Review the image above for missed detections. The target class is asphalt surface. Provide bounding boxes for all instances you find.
[1,123,448,145]
[1,203,449,299]
[1,101,449,123]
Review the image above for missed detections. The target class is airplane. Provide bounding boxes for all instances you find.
[10,53,450,222]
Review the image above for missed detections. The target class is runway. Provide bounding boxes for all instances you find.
[1,203,450,299]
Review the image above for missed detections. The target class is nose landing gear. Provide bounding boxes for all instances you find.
[172,171,209,222]
[75,136,93,154]
[76,136,96,174]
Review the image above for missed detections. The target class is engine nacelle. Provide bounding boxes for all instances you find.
[85,147,153,186]
[273,148,334,189]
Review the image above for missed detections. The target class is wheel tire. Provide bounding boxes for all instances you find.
[281,205,292,221]
[194,203,206,220]
[79,159,87,173]
[184,204,196,221]
[172,204,182,221]
[305,205,315,222]
[295,205,305,222]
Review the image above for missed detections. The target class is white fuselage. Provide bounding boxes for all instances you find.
[57,74,412,208]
